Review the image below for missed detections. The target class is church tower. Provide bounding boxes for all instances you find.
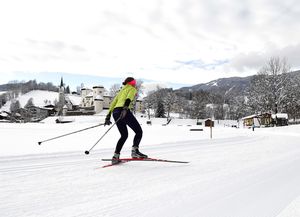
[58,77,65,115]
[93,86,104,113]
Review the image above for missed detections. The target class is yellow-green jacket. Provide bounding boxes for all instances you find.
[108,84,137,113]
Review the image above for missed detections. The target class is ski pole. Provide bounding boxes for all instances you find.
[84,118,120,155]
[38,123,104,145]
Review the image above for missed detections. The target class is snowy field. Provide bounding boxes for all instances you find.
[1,116,300,217]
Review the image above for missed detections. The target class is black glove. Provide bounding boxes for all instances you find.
[104,113,112,126]
[119,107,128,119]
[119,98,131,120]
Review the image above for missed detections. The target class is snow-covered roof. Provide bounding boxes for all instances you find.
[86,92,93,97]
[0,111,8,117]
[272,113,288,119]
[94,95,103,100]
[242,114,258,120]
[93,85,104,89]
[67,94,81,106]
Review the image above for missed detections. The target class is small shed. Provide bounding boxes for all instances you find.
[242,113,274,128]
[272,113,288,126]
[205,119,214,127]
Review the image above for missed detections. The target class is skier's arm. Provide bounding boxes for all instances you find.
[108,95,118,114]
[124,88,137,109]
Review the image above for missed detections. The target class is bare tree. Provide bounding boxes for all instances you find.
[189,91,209,119]
[142,85,162,119]
[135,79,144,98]
[227,95,248,120]
[248,56,291,114]
[10,100,21,114]
[162,89,178,120]
[109,84,121,97]
[143,91,156,119]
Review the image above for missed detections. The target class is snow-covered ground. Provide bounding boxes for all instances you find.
[0,90,81,112]
[1,117,300,217]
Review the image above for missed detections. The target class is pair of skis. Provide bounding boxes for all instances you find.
[101,157,189,168]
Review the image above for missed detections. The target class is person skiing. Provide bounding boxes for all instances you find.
[104,77,148,164]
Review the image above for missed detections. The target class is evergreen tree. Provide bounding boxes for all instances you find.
[155,100,166,118]
[24,98,34,109]
[65,86,71,94]
[282,75,300,120]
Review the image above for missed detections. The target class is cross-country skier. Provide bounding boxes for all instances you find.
[104,77,148,164]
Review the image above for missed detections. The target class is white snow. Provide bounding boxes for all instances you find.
[0,90,81,112]
[67,95,82,106]
[1,117,300,217]
[277,196,300,217]
[0,90,58,111]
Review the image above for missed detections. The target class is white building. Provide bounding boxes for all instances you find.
[80,86,105,113]
[79,84,143,114]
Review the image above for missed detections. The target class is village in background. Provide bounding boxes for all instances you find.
[2,56,300,129]
[0,75,293,129]
[0,77,145,123]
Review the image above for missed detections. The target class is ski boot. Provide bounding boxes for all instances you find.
[131,147,148,158]
[111,153,121,164]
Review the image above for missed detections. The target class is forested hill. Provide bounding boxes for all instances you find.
[179,70,300,95]
[0,80,59,93]
[179,76,252,95]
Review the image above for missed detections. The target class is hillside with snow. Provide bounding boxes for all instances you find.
[1,117,300,217]
[0,90,81,112]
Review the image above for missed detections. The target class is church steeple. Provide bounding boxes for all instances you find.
[60,77,64,88]
[58,77,65,116]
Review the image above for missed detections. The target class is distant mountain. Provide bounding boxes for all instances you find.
[179,76,253,95]
[179,70,300,96]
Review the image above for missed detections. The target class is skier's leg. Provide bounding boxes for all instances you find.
[125,111,143,148]
[113,109,128,154]
[124,111,147,158]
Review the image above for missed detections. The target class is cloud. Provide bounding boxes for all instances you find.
[0,0,300,85]
[176,59,229,70]
[230,43,300,72]
[230,52,266,72]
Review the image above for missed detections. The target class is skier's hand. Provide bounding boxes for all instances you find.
[120,107,128,119]
[104,114,112,126]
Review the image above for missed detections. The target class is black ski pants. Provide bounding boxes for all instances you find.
[113,108,143,154]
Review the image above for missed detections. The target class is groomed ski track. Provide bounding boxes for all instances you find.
[1,124,300,217]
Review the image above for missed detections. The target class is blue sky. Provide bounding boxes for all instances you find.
[1,0,300,86]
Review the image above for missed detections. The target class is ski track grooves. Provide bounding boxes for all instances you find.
[0,135,263,174]
[1,128,300,217]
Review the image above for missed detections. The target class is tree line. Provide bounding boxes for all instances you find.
[142,57,300,121]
